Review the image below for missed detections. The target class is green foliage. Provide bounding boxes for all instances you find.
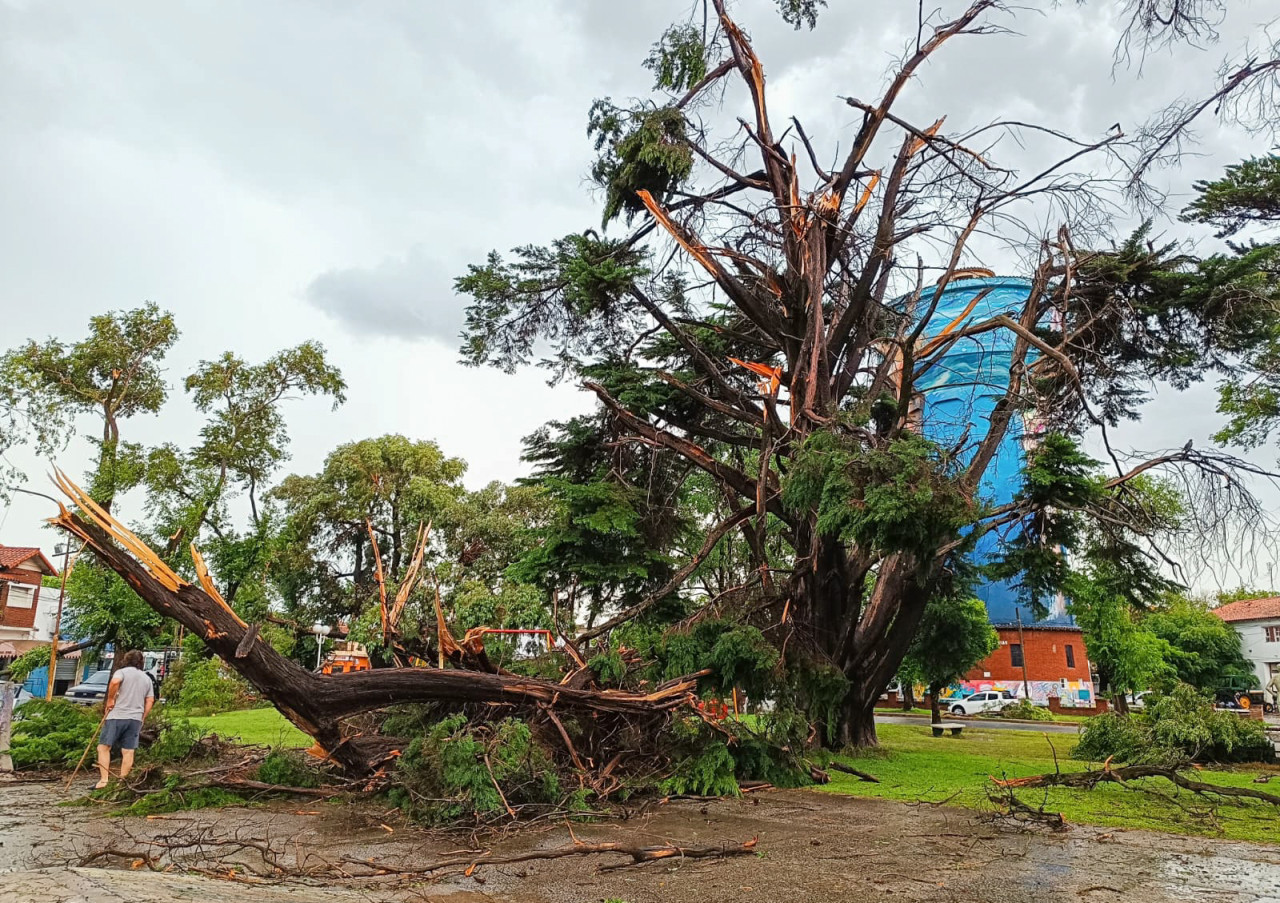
[1183,154,1280,236]
[1068,573,1174,697]
[776,0,826,29]
[589,104,693,225]
[4,644,52,683]
[988,435,1103,609]
[143,718,211,764]
[63,561,168,653]
[171,658,252,716]
[389,715,562,823]
[1074,685,1274,764]
[588,648,627,686]
[115,774,243,817]
[783,431,971,557]
[657,620,779,699]
[998,698,1053,721]
[256,749,320,788]
[0,302,178,502]
[1143,599,1255,691]
[644,24,707,91]
[458,235,651,377]
[10,699,100,769]
[660,738,739,797]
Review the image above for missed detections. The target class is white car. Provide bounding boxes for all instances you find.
[946,689,1017,716]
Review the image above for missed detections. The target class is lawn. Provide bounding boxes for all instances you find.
[821,724,1280,844]
[186,707,312,749]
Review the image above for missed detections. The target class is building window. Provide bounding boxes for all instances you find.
[1065,644,1076,669]
[1010,644,1024,668]
[1266,626,1280,643]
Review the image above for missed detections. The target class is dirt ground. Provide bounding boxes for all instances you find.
[2,776,1279,903]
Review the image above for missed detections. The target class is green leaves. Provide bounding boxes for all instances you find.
[783,430,971,557]
[775,0,826,29]
[458,234,650,378]
[588,103,693,225]
[901,594,998,695]
[1183,154,1280,237]
[644,24,708,92]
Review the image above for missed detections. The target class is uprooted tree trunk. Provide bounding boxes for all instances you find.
[49,477,700,775]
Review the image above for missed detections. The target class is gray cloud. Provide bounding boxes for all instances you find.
[304,246,463,343]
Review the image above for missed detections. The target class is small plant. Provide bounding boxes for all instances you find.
[997,699,1053,721]
[114,774,243,817]
[255,749,320,788]
[143,718,211,764]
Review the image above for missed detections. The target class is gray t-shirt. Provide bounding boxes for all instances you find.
[105,666,154,722]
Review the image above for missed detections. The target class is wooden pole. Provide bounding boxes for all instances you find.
[46,542,83,701]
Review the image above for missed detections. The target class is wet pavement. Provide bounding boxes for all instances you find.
[2,774,1278,902]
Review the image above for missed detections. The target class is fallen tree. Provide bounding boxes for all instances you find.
[991,761,1280,807]
[48,472,702,775]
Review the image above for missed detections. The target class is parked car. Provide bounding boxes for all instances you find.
[947,689,1017,716]
[10,686,35,709]
[1125,691,1149,711]
[65,669,113,705]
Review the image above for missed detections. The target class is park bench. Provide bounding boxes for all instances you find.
[931,722,964,738]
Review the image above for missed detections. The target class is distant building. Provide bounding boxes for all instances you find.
[963,623,1094,704]
[1212,597,1280,700]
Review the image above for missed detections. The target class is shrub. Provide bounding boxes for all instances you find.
[1072,712,1148,763]
[256,749,320,788]
[170,658,252,715]
[10,699,100,769]
[389,715,562,823]
[144,718,211,764]
[1073,684,1273,764]
[997,699,1053,721]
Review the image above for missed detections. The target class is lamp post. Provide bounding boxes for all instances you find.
[311,623,331,671]
[45,542,81,701]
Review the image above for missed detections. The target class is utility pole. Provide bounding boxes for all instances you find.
[1015,606,1031,701]
[45,542,81,701]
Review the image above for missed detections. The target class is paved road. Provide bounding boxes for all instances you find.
[875,713,1081,733]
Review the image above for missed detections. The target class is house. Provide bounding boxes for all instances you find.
[0,545,59,646]
[962,623,1095,705]
[1212,597,1280,702]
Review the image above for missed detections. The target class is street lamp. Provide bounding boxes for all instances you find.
[311,622,331,671]
[45,542,82,701]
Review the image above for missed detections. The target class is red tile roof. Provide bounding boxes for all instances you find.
[1212,597,1280,623]
[0,545,57,576]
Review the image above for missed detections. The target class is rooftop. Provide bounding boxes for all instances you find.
[0,545,57,576]
[1211,597,1280,623]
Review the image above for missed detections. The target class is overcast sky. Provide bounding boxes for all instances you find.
[1,0,1278,591]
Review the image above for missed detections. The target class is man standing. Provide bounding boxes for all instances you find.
[96,650,154,788]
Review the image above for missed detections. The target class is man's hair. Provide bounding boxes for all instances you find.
[121,650,144,670]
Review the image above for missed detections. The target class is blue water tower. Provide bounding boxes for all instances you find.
[913,275,1071,626]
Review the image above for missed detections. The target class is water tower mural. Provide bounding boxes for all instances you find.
[913,275,1071,626]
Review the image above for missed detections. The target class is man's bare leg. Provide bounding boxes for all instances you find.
[119,748,135,781]
[95,745,111,789]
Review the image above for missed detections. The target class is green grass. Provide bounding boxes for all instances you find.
[186,707,312,749]
[820,724,1280,844]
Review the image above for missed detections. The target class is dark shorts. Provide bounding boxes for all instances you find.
[99,718,143,750]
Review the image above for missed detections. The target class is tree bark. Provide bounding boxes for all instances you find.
[901,682,916,711]
[930,691,942,725]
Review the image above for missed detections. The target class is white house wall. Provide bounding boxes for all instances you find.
[1231,618,1280,690]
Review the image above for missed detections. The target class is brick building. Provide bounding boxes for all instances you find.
[0,545,59,647]
[962,623,1095,705]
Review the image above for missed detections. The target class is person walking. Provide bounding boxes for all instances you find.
[95,650,154,788]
